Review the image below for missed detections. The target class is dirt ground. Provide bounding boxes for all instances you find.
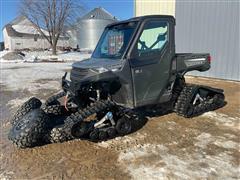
[0,63,239,179]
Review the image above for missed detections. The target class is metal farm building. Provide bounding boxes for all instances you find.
[69,7,118,51]
[134,0,239,81]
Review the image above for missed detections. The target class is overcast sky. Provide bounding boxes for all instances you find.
[0,0,134,42]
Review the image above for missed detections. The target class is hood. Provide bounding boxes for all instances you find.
[72,58,125,71]
[70,57,124,84]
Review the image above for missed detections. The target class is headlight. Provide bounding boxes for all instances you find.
[96,67,108,73]
[111,68,121,72]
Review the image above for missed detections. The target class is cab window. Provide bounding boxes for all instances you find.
[92,22,137,59]
[137,21,168,58]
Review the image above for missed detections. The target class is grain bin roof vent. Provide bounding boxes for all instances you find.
[81,7,117,20]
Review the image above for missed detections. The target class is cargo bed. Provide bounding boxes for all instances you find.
[175,53,211,74]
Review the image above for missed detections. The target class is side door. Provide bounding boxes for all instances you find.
[129,19,173,107]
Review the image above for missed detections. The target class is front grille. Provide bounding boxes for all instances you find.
[70,67,90,82]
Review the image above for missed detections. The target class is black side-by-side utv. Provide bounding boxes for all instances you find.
[8,15,225,148]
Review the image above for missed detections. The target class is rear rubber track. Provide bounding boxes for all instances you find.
[174,84,225,118]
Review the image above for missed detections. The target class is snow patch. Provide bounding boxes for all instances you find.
[97,132,147,149]
[124,164,168,180]
[118,143,239,179]
[0,50,9,59]
[0,50,91,63]
[195,132,238,150]
[194,133,213,149]
[1,62,70,91]
[201,112,240,130]
[223,133,237,139]
[7,97,30,109]
[118,144,167,162]
[27,81,61,94]
[213,139,238,149]
[0,171,14,180]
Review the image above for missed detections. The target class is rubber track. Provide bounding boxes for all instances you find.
[11,97,42,126]
[45,91,66,106]
[171,77,185,104]
[41,105,67,116]
[50,100,115,143]
[49,125,73,143]
[8,109,48,148]
[174,84,225,118]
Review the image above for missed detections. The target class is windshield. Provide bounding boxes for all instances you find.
[92,22,137,59]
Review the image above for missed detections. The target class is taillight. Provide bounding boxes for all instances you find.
[207,55,211,63]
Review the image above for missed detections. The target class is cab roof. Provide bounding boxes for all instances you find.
[107,15,175,28]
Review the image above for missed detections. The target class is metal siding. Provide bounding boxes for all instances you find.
[67,7,117,51]
[135,0,175,17]
[77,19,116,50]
[176,1,239,81]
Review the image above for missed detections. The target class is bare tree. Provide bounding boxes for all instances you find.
[21,0,84,55]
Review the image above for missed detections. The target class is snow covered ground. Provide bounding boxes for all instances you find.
[0,62,72,92]
[0,50,91,92]
[0,50,91,62]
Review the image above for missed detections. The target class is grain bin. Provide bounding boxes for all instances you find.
[75,7,118,51]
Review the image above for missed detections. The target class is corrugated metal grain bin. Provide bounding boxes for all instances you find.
[74,7,118,51]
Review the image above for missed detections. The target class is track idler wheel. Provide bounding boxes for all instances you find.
[71,122,89,138]
[213,94,225,108]
[89,129,99,140]
[107,127,117,138]
[186,104,194,117]
[116,116,132,136]
[98,130,108,140]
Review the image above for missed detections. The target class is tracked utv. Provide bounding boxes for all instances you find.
[8,15,225,148]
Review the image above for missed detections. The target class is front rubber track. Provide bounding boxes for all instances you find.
[8,109,49,148]
[11,97,42,126]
